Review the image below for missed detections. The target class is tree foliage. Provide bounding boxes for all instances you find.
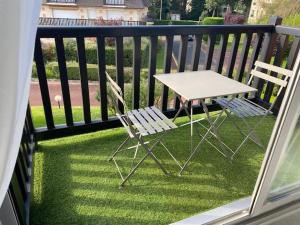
[147,0,170,20]
[205,0,225,16]
[188,0,205,20]
[259,0,300,19]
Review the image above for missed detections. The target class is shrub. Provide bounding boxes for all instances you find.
[64,39,78,61]
[153,20,171,25]
[171,20,199,25]
[203,17,224,43]
[40,39,149,68]
[96,79,163,113]
[41,41,56,62]
[153,20,199,25]
[203,17,224,25]
[224,12,245,25]
[32,61,157,82]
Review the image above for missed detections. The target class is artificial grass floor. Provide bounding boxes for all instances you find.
[30,114,276,225]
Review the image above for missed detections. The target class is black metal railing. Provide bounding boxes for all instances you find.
[47,0,76,3]
[39,17,146,27]
[8,107,35,225]
[104,0,125,5]
[31,16,300,140]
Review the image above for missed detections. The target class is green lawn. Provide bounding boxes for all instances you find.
[31,106,104,128]
[30,113,276,225]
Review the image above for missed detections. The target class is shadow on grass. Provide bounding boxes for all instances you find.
[30,115,275,225]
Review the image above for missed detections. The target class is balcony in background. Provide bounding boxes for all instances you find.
[104,0,125,5]
[47,0,76,4]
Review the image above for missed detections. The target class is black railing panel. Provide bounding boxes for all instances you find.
[9,107,35,225]
[31,22,300,140]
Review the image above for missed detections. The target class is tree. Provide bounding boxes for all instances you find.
[205,0,225,16]
[147,0,170,20]
[161,0,170,19]
[147,0,160,19]
[259,0,300,19]
[189,0,205,20]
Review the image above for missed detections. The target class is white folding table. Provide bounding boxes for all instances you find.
[154,70,257,175]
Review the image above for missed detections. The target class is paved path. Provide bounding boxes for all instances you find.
[30,80,100,106]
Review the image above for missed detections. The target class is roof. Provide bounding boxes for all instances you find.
[43,0,150,9]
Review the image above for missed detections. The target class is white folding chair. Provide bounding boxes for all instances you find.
[215,61,293,159]
[106,72,182,187]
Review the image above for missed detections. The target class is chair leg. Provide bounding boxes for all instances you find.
[108,135,130,162]
[160,141,183,169]
[231,115,267,159]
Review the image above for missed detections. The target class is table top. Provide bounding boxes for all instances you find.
[154,70,257,101]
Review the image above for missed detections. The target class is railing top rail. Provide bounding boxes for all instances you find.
[36,24,274,38]
[275,25,300,36]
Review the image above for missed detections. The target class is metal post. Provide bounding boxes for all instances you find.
[160,0,163,20]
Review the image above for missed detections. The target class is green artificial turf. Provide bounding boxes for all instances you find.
[31,106,102,128]
[30,114,276,225]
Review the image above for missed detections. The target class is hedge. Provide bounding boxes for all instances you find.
[202,17,224,25]
[153,20,199,25]
[153,20,171,25]
[202,17,224,43]
[171,20,199,25]
[32,62,163,83]
[41,39,149,67]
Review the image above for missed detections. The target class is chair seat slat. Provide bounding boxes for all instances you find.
[138,109,164,132]
[150,106,177,129]
[216,98,268,118]
[131,110,156,135]
[127,111,148,136]
[144,107,171,131]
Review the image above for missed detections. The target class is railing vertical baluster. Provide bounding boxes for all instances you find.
[244,32,264,99]
[236,32,253,82]
[216,33,228,74]
[34,38,55,129]
[133,36,141,109]
[246,32,264,80]
[116,36,125,112]
[55,37,73,126]
[148,36,158,107]
[204,34,216,70]
[264,35,289,103]
[97,36,108,121]
[226,33,241,78]
[161,35,174,111]
[76,36,91,124]
[286,37,300,70]
[255,16,282,98]
[174,35,188,109]
[273,36,300,113]
[192,35,202,71]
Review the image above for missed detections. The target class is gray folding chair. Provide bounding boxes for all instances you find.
[106,72,182,187]
[215,61,293,159]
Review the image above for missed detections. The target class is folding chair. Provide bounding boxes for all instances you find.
[215,61,293,159]
[106,72,182,187]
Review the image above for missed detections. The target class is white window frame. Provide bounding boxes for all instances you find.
[250,51,300,216]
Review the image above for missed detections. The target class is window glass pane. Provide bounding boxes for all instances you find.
[268,111,300,200]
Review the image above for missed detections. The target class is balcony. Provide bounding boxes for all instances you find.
[104,0,125,5]
[10,17,300,225]
[47,0,76,4]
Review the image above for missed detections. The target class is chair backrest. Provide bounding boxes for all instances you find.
[248,61,293,110]
[106,72,135,137]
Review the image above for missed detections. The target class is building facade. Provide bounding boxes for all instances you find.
[40,0,150,22]
[248,0,272,23]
